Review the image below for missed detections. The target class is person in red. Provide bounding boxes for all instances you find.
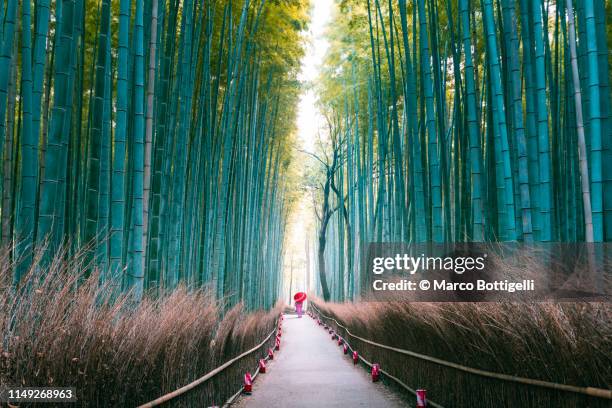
[293,292,307,318]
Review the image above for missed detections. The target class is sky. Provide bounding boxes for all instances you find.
[283,0,334,300]
[296,0,334,153]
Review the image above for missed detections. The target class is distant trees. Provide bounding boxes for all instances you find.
[304,115,351,301]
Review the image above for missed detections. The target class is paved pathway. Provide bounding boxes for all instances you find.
[234,313,407,408]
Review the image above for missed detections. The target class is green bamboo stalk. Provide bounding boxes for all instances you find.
[566,0,594,242]
[582,0,603,242]
[460,0,485,242]
[14,0,38,281]
[85,0,111,259]
[502,0,533,242]
[127,0,146,299]
[110,0,131,288]
[532,0,553,241]
[417,0,443,242]
[0,0,17,176]
[37,0,79,256]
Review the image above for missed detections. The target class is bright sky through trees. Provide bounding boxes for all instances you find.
[285,0,334,299]
[297,0,333,153]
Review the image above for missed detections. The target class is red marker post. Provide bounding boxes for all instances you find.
[268,348,274,360]
[343,344,348,354]
[352,351,359,365]
[416,389,427,407]
[337,337,343,346]
[243,372,253,394]
[259,359,266,374]
[371,363,380,382]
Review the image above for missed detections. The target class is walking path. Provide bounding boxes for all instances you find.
[234,313,407,408]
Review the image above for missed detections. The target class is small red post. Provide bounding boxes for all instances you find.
[277,329,282,337]
[371,363,380,382]
[317,319,322,325]
[352,351,359,365]
[275,337,280,350]
[416,389,427,407]
[343,344,348,354]
[259,359,266,374]
[331,331,337,340]
[337,337,343,346]
[268,348,274,360]
[243,372,253,394]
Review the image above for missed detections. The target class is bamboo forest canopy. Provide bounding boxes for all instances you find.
[309,0,612,301]
[0,0,308,309]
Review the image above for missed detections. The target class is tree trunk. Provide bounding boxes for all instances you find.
[317,234,331,301]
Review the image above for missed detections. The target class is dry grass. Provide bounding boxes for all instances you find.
[0,246,280,406]
[313,299,611,407]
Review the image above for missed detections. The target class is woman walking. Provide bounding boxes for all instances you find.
[293,292,307,318]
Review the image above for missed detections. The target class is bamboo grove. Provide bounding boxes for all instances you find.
[312,0,611,301]
[0,0,308,309]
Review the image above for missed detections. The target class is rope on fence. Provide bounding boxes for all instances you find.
[221,343,272,408]
[330,322,445,408]
[310,303,612,400]
[137,321,278,408]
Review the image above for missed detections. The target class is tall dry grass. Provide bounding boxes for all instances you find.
[0,246,280,406]
[313,299,611,407]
